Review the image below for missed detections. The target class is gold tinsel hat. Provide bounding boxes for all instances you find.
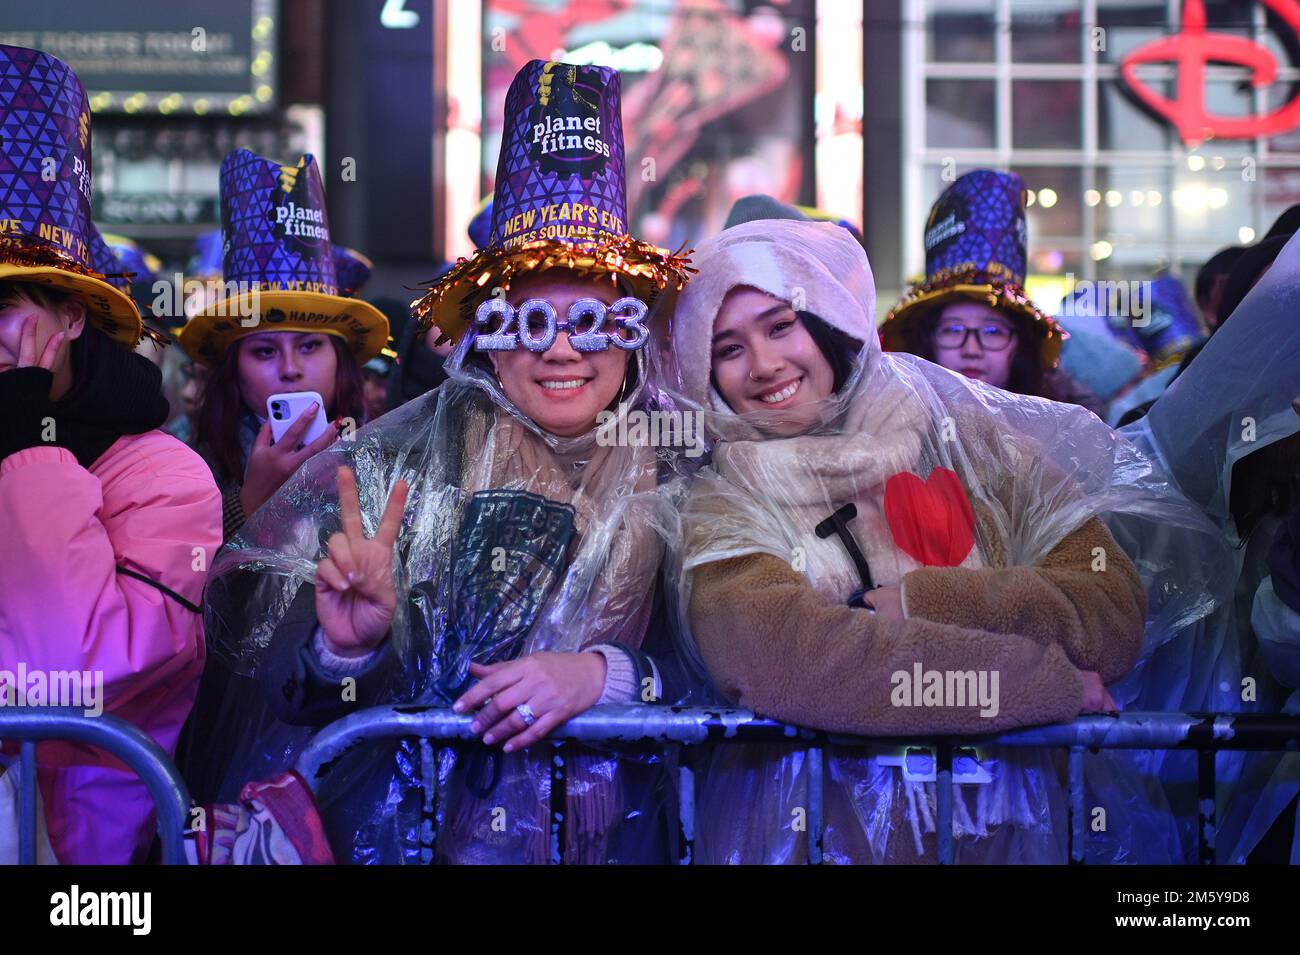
[413,60,693,346]
[0,45,144,345]
[883,169,1064,368]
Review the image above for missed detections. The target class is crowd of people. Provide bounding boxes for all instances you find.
[1,45,1298,865]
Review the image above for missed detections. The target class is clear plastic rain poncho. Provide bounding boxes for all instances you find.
[1112,231,1300,863]
[202,333,676,864]
[651,219,1229,864]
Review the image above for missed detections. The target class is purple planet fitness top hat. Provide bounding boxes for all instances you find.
[494,60,626,249]
[414,59,693,348]
[0,44,142,344]
[219,149,337,294]
[884,169,1065,368]
[177,148,388,366]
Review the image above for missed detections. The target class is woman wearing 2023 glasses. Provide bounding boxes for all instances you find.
[200,59,696,864]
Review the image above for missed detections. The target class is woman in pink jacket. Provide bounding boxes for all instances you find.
[0,44,222,864]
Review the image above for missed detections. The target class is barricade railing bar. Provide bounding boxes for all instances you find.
[0,707,191,865]
[6,706,1298,865]
[293,706,1300,865]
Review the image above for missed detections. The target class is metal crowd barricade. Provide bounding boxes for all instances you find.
[294,705,1300,865]
[0,707,192,865]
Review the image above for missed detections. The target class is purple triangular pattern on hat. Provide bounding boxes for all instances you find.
[923,169,1029,286]
[488,60,629,251]
[87,224,130,290]
[0,44,97,268]
[218,147,338,295]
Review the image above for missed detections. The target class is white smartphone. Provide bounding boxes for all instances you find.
[267,390,330,446]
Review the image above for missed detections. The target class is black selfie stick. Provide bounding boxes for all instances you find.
[814,503,876,604]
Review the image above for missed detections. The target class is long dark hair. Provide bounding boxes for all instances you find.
[194,333,366,482]
[797,311,861,394]
[901,305,1046,397]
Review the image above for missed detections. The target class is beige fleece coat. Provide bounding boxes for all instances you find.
[665,218,1151,862]
[690,514,1145,737]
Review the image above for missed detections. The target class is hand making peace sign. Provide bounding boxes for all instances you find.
[315,466,410,658]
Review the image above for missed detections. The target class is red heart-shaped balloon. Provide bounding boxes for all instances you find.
[883,468,976,567]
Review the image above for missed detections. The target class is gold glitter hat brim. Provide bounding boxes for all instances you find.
[179,289,390,367]
[413,235,696,347]
[0,236,144,346]
[882,276,1066,369]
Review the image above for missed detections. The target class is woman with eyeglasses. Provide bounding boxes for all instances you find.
[924,303,1022,390]
[883,170,1094,407]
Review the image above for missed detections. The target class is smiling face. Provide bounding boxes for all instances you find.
[235,330,340,419]
[930,300,1019,389]
[488,270,631,438]
[710,286,836,427]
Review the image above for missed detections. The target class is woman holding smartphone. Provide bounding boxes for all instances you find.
[175,149,388,806]
[179,149,387,543]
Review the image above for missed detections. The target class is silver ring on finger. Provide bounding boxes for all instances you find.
[515,703,536,727]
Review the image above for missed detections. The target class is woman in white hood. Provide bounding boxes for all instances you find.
[655,206,1214,863]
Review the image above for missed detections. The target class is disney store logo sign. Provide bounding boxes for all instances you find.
[1121,0,1300,143]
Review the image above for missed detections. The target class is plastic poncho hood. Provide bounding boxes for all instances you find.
[1113,232,1300,716]
[202,328,669,864]
[651,219,1226,863]
[669,219,877,421]
[659,219,1220,622]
